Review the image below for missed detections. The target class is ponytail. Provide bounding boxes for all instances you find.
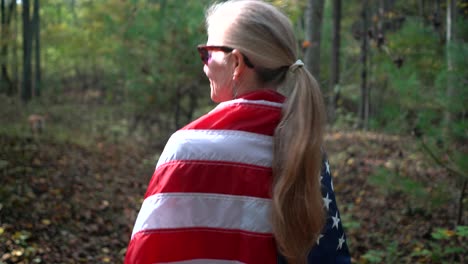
[272,67,326,263]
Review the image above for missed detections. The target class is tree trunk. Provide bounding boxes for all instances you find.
[359,0,369,130]
[434,0,444,41]
[371,0,387,118]
[444,0,455,136]
[13,0,18,96]
[304,0,325,80]
[0,0,12,94]
[378,0,386,35]
[1,0,6,91]
[328,0,341,123]
[22,0,32,102]
[33,0,40,97]
[419,0,425,24]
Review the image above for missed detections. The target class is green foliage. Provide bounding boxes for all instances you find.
[368,166,451,211]
[267,0,307,23]
[340,204,360,231]
[360,12,467,226]
[361,227,468,263]
[361,250,384,263]
[455,225,468,237]
[409,226,468,263]
[369,18,444,131]
[333,107,359,130]
[361,241,401,263]
[30,0,214,133]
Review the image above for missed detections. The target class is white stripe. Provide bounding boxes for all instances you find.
[157,259,245,264]
[156,130,273,169]
[217,98,283,109]
[131,193,272,238]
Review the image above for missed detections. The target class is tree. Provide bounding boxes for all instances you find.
[304,0,325,80]
[444,0,455,134]
[444,0,466,226]
[0,0,15,95]
[359,0,370,129]
[22,0,32,102]
[434,0,444,41]
[328,0,341,123]
[33,0,40,97]
[12,0,17,95]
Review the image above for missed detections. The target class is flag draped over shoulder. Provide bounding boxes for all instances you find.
[124,90,351,264]
[125,90,284,264]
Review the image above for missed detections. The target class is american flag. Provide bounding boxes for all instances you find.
[277,157,351,263]
[125,90,351,263]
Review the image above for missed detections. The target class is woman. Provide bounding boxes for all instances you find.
[125,1,350,263]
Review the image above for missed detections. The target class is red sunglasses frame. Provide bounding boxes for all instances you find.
[197,45,254,68]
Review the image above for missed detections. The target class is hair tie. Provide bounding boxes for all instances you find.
[289,59,304,73]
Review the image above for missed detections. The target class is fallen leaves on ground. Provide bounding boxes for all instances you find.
[0,131,466,263]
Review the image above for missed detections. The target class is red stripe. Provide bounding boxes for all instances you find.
[145,161,272,199]
[183,103,282,136]
[124,228,277,264]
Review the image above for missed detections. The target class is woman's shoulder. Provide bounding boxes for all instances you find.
[182,94,284,135]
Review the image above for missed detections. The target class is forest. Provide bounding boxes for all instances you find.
[0,0,467,263]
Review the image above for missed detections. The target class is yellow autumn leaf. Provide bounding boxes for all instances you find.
[355,197,362,204]
[12,249,24,257]
[413,246,421,252]
[443,229,456,237]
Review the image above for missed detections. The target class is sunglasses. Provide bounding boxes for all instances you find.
[197,45,254,68]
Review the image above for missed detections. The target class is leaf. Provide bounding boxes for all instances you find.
[443,246,465,255]
[455,225,468,237]
[41,219,51,226]
[13,230,31,243]
[99,200,110,210]
[361,250,384,263]
[11,249,24,257]
[410,248,432,257]
[431,228,452,240]
[2,253,12,261]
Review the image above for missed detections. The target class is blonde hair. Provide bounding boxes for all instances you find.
[206,1,326,263]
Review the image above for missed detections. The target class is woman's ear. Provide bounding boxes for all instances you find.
[231,49,246,79]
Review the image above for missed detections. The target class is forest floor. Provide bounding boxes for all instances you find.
[0,130,466,264]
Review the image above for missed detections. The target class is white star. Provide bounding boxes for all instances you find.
[316,234,324,245]
[323,192,332,211]
[325,161,330,174]
[331,179,334,191]
[337,234,346,250]
[331,212,340,229]
[320,175,323,182]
